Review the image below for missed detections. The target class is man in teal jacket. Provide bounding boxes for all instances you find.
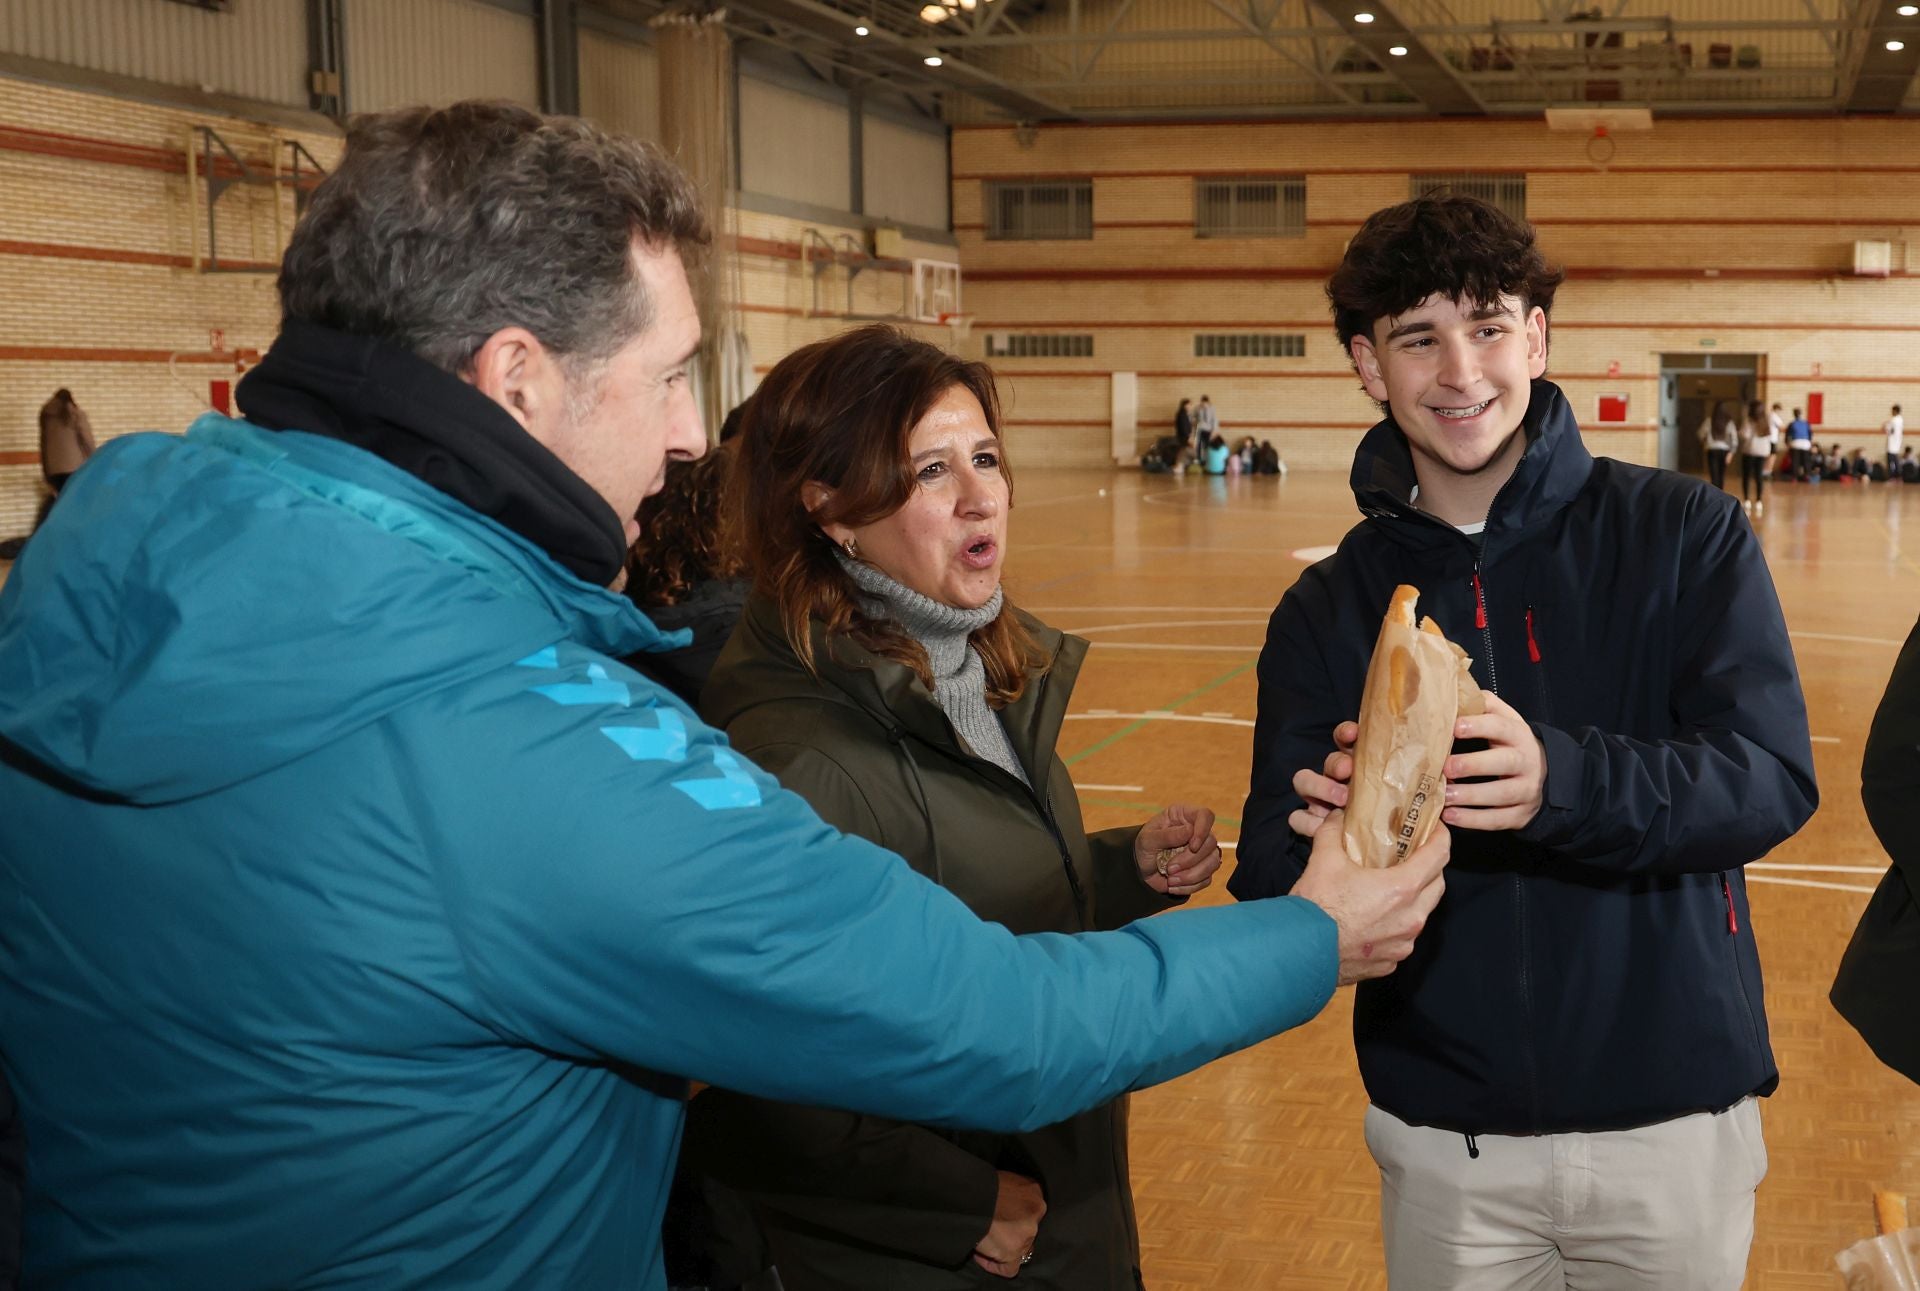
[0,102,1446,1289]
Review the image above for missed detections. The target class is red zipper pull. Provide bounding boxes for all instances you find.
[1721,874,1739,934]
[1472,572,1488,629]
[1525,607,1542,663]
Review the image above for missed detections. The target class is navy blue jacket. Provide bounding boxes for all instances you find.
[1232,379,1818,1135]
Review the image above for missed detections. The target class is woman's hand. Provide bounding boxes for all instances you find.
[972,1170,1045,1277]
[1135,803,1223,896]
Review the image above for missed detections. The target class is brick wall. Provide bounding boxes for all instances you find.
[952,115,1920,468]
[0,75,341,535]
[0,74,958,537]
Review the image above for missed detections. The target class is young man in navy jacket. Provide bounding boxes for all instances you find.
[1232,195,1817,1290]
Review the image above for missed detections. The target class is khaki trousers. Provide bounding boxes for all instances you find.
[1363,1099,1766,1290]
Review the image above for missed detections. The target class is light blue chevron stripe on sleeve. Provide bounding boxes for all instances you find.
[671,748,763,811]
[533,662,632,708]
[600,709,690,763]
[514,646,560,670]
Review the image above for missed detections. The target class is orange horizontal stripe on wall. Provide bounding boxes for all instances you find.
[0,122,187,174]
[0,346,255,364]
[0,237,279,273]
[953,109,1920,132]
[0,122,307,185]
[0,451,40,466]
[952,162,1920,179]
[968,265,1907,283]
[1006,368,1653,381]
[975,318,1920,335]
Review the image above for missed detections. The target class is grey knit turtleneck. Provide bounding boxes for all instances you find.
[838,555,1030,787]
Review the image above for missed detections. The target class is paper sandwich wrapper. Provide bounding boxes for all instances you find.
[1342,585,1486,869]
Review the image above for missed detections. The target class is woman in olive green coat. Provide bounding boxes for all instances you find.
[682,325,1222,1290]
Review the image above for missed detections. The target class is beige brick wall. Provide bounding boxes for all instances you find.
[952,115,1920,468]
[0,75,342,535]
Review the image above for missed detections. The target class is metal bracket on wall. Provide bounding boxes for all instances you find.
[186,127,328,274]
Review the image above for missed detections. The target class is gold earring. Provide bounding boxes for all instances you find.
[842,536,859,559]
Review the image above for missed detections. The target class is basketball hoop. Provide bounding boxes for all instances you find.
[939,312,975,343]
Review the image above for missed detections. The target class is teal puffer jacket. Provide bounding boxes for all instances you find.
[0,417,1336,1289]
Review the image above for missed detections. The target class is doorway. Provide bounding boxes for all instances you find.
[1660,353,1763,474]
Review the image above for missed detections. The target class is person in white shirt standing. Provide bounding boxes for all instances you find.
[1886,404,1905,477]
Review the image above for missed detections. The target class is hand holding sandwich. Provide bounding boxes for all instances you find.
[1289,694,1545,839]
[1293,809,1448,984]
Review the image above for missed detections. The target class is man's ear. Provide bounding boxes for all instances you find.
[1525,306,1549,379]
[1350,333,1389,404]
[465,328,561,435]
[802,481,853,547]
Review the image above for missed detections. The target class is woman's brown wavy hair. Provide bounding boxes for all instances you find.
[731,324,1046,707]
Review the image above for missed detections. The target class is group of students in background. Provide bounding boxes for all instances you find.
[1700,399,1911,513]
[1142,395,1284,476]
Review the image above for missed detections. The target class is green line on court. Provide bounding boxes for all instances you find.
[1064,657,1258,766]
[1078,798,1240,827]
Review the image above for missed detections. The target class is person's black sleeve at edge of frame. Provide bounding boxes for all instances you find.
[1832,611,1920,1085]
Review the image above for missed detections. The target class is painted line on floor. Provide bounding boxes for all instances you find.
[1747,875,1878,895]
[1790,630,1905,648]
[1064,659,1257,766]
[1087,642,1262,653]
[1069,618,1270,635]
[1749,862,1887,874]
[1029,604,1279,613]
[1874,520,1920,579]
[1066,710,1257,729]
[1073,783,1144,792]
[1809,735,1842,744]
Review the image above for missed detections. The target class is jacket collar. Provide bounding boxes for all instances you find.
[236,318,629,586]
[721,595,1082,788]
[1351,378,1594,563]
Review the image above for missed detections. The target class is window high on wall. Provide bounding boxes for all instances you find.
[985,180,1093,240]
[1195,177,1306,238]
[1410,173,1527,222]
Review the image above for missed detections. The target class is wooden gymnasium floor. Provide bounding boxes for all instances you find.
[1002,464,1920,1291]
[3,461,1917,1287]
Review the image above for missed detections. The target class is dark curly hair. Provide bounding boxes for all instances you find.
[1327,194,1564,352]
[624,442,744,608]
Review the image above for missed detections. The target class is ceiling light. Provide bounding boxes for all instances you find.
[919,2,949,19]
[925,53,943,65]
[1890,39,1907,50]
[1389,44,1407,55]
[958,0,977,12]
[1901,5,1918,15]
[853,22,869,33]
[1354,12,1374,22]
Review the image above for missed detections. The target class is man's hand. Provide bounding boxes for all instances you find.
[1134,804,1223,896]
[1291,810,1449,985]
[972,1171,1045,1278]
[1287,720,1358,839]
[1444,692,1546,832]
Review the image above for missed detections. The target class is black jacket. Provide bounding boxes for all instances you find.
[1231,379,1817,1135]
[1831,614,1920,1085]
[683,597,1174,1289]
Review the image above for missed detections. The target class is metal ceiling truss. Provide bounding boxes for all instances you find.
[587,0,1910,124]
